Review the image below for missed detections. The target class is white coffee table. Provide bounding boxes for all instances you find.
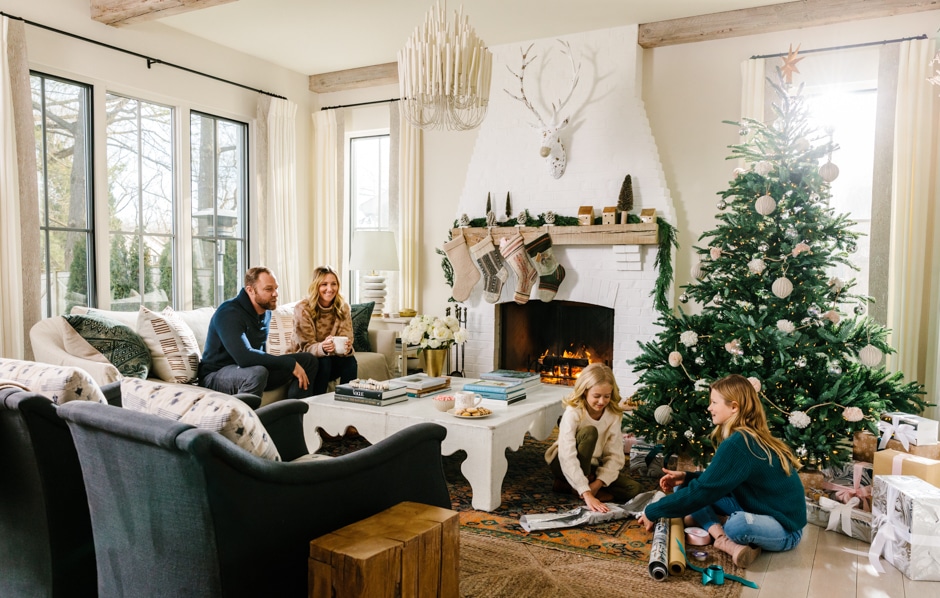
[302,379,568,511]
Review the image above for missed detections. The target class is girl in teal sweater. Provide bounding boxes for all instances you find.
[637,374,805,567]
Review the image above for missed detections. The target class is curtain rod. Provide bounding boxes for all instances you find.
[0,10,287,100]
[751,34,927,60]
[320,98,399,111]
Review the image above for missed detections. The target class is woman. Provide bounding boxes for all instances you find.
[292,266,358,395]
[637,374,805,568]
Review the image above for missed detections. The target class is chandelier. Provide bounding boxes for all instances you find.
[398,2,492,131]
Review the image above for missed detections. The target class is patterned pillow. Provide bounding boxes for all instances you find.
[350,302,374,353]
[64,313,151,379]
[267,303,295,356]
[121,378,280,461]
[137,307,201,383]
[0,358,107,404]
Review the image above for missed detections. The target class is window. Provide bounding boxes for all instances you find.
[348,134,390,301]
[190,112,248,308]
[106,93,175,312]
[32,73,95,317]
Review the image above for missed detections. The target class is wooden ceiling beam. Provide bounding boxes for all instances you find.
[309,62,399,94]
[638,0,940,48]
[90,0,238,27]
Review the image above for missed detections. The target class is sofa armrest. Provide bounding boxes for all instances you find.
[101,381,122,406]
[256,399,310,461]
[368,328,397,374]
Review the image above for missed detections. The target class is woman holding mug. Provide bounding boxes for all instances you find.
[292,266,358,395]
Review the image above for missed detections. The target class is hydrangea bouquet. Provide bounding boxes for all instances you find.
[401,314,468,351]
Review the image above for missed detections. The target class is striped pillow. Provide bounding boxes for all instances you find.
[267,304,295,356]
[137,307,201,384]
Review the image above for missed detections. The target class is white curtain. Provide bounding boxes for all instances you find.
[741,57,766,122]
[398,109,423,311]
[0,17,37,360]
[312,109,341,273]
[888,38,940,419]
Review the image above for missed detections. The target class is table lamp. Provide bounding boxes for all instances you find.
[349,231,399,316]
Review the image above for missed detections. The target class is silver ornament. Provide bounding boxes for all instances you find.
[695,356,705,365]
[739,127,750,136]
[752,355,764,365]
[758,242,770,253]
[684,429,695,440]
[679,293,690,304]
[796,445,808,458]
[854,304,866,315]
[713,294,724,306]
[785,226,799,239]
[795,356,807,367]
[828,361,843,376]
[716,312,724,320]
[846,242,858,253]
[807,304,821,317]
[717,200,727,210]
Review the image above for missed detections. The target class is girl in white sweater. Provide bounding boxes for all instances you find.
[545,363,641,513]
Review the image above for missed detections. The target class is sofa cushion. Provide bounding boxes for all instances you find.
[63,313,151,379]
[136,307,201,384]
[267,305,295,356]
[0,358,107,404]
[121,378,280,461]
[350,302,374,353]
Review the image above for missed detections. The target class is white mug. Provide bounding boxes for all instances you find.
[454,391,482,411]
[333,336,348,354]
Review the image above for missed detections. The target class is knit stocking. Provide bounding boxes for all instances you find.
[442,235,481,302]
[499,232,538,304]
[469,235,509,303]
[525,232,566,302]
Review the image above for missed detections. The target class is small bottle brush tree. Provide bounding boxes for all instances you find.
[625,71,925,469]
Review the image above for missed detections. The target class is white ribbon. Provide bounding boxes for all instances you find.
[819,495,861,537]
[869,484,905,573]
[877,416,917,451]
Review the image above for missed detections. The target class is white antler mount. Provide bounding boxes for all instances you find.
[505,40,581,179]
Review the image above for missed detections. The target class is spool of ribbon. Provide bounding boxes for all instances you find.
[685,527,711,546]
[676,539,759,589]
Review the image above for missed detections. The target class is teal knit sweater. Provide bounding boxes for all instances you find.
[644,431,806,532]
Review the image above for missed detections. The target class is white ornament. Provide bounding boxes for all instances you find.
[654,404,674,426]
[788,411,811,429]
[747,376,762,392]
[776,319,795,334]
[859,344,884,367]
[791,242,811,257]
[772,277,793,298]
[755,161,773,176]
[733,167,747,177]
[755,194,776,216]
[842,407,864,422]
[668,351,683,367]
[828,277,844,292]
[747,258,766,275]
[819,161,840,182]
[680,331,699,347]
[691,262,704,280]
[794,137,811,152]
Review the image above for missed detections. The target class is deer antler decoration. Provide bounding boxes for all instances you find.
[505,40,581,179]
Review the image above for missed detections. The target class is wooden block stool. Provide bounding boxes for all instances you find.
[309,501,459,598]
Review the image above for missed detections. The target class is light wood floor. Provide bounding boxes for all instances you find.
[740,523,939,597]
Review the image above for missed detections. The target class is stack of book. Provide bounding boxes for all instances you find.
[479,369,541,389]
[392,373,452,398]
[334,381,408,406]
[460,379,527,404]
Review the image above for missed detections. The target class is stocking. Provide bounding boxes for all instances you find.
[442,234,481,302]
[525,232,566,302]
[499,232,537,304]
[469,235,509,303]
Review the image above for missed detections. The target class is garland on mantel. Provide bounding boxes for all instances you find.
[440,213,678,313]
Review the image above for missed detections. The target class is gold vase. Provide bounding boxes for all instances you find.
[423,348,447,378]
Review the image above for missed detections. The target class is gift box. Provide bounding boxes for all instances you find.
[806,495,872,543]
[820,460,874,512]
[629,443,675,478]
[872,449,940,487]
[798,469,826,493]
[853,431,940,463]
[879,412,939,447]
[869,475,940,580]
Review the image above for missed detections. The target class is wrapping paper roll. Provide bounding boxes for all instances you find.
[649,518,669,580]
[669,518,687,575]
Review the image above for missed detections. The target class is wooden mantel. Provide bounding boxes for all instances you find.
[451,223,658,247]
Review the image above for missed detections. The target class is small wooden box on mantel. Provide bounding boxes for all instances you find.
[578,206,594,225]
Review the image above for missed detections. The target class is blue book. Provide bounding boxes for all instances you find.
[480,369,540,383]
[461,379,526,396]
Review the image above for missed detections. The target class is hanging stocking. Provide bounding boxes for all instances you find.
[469,235,509,303]
[442,234,481,302]
[525,232,566,302]
[499,232,537,304]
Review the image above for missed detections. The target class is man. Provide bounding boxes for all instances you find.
[199,267,318,400]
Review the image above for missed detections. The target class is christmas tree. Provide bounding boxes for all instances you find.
[625,71,925,470]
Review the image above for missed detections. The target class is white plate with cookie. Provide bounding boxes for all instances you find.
[449,406,493,419]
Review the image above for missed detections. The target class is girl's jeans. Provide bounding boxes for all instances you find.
[690,493,803,552]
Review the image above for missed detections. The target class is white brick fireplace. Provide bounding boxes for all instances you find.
[453,24,675,394]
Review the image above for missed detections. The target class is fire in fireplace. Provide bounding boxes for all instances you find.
[497,300,614,385]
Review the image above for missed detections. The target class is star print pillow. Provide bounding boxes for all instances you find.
[120,378,280,461]
[0,358,107,404]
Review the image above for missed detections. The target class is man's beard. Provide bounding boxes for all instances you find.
[256,297,277,311]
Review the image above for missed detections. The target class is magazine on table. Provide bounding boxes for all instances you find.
[333,393,408,407]
[461,379,526,395]
[392,373,450,391]
[334,382,407,400]
[480,369,541,386]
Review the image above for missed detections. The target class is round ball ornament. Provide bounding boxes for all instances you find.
[819,161,840,183]
[713,294,724,306]
[772,277,794,298]
[854,304,866,316]
[684,429,695,440]
[755,194,776,216]
[846,242,858,254]
[717,199,727,210]
[785,226,799,239]
[758,242,770,253]
[694,356,705,365]
[859,344,884,367]
[679,293,690,304]
[828,361,843,376]
[755,161,773,176]
[691,262,704,280]
[654,404,674,426]
[795,356,808,368]
[796,445,808,458]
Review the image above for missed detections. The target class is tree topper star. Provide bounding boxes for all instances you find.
[780,44,804,84]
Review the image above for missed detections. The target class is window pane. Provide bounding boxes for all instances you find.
[348,134,391,303]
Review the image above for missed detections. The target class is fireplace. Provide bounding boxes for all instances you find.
[497,301,614,386]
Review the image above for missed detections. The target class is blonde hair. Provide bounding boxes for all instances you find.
[709,374,800,474]
[303,266,349,322]
[563,363,624,415]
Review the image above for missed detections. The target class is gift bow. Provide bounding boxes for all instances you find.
[821,461,873,512]
[869,484,907,574]
[819,495,861,537]
[877,416,917,451]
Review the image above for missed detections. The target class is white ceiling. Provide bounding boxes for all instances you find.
[157,0,791,75]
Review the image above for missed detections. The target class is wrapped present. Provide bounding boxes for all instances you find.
[873,449,940,486]
[869,475,940,580]
[806,495,872,543]
[879,412,939,448]
[820,460,874,512]
[854,431,940,462]
[798,469,826,493]
[629,443,675,478]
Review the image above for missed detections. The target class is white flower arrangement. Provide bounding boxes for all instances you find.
[401,314,468,351]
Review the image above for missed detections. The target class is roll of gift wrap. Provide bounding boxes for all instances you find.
[648,518,669,581]
[669,518,687,575]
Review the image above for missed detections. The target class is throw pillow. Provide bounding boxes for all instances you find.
[63,313,151,379]
[121,378,280,461]
[136,307,201,383]
[0,358,107,404]
[350,302,374,353]
[267,304,295,356]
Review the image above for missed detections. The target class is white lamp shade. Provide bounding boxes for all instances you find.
[349,231,399,273]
